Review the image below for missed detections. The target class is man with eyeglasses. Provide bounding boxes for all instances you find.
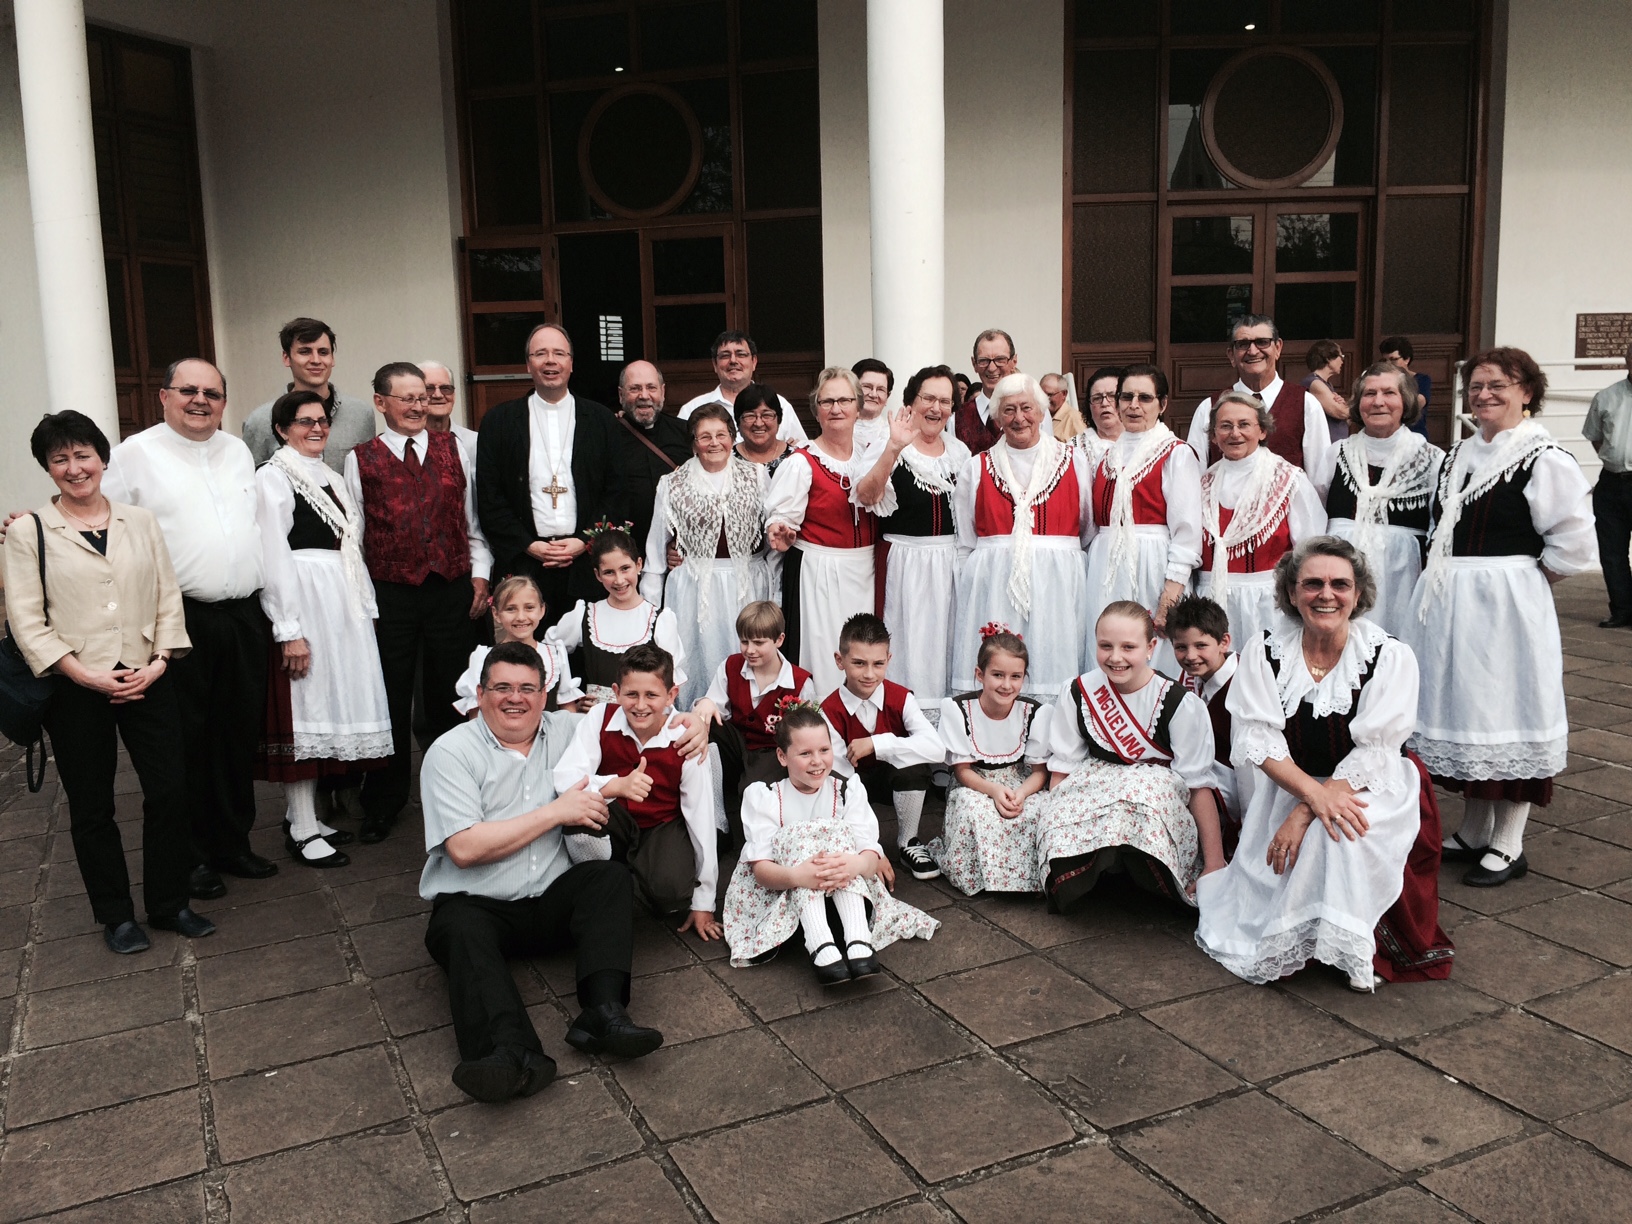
[1041,373,1087,442]
[101,358,278,897]
[345,363,493,844]
[677,330,809,444]
[610,359,691,548]
[242,318,377,471]
[1183,314,1332,492]
[954,329,1019,455]
[421,359,480,461]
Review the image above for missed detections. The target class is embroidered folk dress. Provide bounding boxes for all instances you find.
[642,457,773,707]
[1195,619,1423,986]
[1404,423,1597,799]
[547,598,687,706]
[929,693,1053,895]
[1324,429,1444,638]
[1036,668,1216,911]
[722,775,940,967]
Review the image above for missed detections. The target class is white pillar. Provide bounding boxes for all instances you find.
[867,0,945,372]
[14,0,119,439]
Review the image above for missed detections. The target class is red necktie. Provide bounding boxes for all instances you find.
[403,437,422,475]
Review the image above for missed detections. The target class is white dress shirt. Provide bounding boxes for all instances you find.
[678,386,810,444]
[102,422,264,601]
[527,391,579,537]
[827,684,946,777]
[1184,374,1333,494]
[972,390,992,425]
[341,427,492,579]
[703,654,814,716]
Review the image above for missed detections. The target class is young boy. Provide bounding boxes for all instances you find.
[555,644,720,940]
[1167,595,1242,858]
[693,601,817,837]
[820,614,946,880]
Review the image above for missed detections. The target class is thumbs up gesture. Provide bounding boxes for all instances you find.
[607,757,655,804]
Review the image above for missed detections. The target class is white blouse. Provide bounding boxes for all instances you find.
[741,775,883,864]
[762,438,882,534]
[641,460,769,601]
[938,695,1053,767]
[255,457,376,642]
[1046,669,1216,789]
[1445,432,1597,573]
[1094,428,1205,582]
[547,598,688,690]
[453,639,580,715]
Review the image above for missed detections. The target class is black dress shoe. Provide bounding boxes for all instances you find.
[359,815,395,845]
[147,907,217,938]
[451,1047,529,1103]
[104,920,150,955]
[1464,850,1529,888]
[211,852,279,880]
[564,1003,664,1058]
[322,827,356,847]
[518,1049,558,1097]
[1440,832,1488,864]
[284,819,356,852]
[809,942,851,986]
[843,941,881,980]
[189,864,227,900]
[1600,616,1632,629]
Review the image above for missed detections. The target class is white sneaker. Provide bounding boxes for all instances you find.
[901,839,940,881]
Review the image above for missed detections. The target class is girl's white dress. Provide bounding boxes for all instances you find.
[452,639,579,716]
[929,693,1053,895]
[723,775,939,967]
[548,598,687,705]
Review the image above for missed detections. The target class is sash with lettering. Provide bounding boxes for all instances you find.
[1075,673,1175,765]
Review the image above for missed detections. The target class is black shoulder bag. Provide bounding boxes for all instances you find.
[0,514,55,790]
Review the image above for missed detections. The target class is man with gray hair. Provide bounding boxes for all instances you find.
[955,329,1018,455]
[1041,372,1086,442]
[611,359,691,546]
[423,359,479,460]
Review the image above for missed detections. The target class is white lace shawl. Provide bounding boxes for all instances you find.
[1199,448,1299,609]
[666,456,765,624]
[1336,429,1437,566]
[269,446,370,621]
[1100,424,1179,595]
[988,432,1068,616]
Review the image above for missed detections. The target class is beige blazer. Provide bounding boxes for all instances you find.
[3,499,191,677]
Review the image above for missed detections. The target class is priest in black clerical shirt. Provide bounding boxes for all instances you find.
[610,360,691,549]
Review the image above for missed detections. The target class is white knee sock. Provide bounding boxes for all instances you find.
[709,744,728,833]
[800,895,840,965]
[286,779,320,841]
[832,890,871,950]
[894,789,926,846]
[1487,800,1531,861]
[1450,798,1495,850]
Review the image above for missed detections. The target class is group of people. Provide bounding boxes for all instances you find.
[1,306,1603,1109]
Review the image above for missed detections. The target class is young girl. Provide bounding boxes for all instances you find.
[452,574,578,716]
[547,529,686,706]
[929,626,1053,895]
[1036,601,1227,913]
[723,704,939,983]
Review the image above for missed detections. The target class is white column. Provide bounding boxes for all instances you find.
[867,0,945,373]
[14,0,119,439]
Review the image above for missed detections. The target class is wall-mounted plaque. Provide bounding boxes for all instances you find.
[1576,313,1632,362]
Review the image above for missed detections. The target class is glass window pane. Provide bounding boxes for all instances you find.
[123,125,193,245]
[1276,213,1358,272]
[584,91,697,215]
[559,232,644,405]
[1383,196,1465,334]
[118,46,180,119]
[1173,215,1254,275]
[1073,204,1154,344]
[1280,0,1378,32]
[1393,0,1474,32]
[93,119,120,240]
[473,311,547,367]
[549,90,606,223]
[1073,0,1158,37]
[469,249,544,302]
[1170,284,1252,345]
[139,262,200,369]
[462,0,534,87]
[1073,50,1157,194]
[1210,53,1335,185]
[1171,0,1267,36]
[106,258,132,369]
[640,2,727,70]
[746,217,823,352]
[673,78,733,215]
[656,303,728,361]
[1311,46,1376,188]
[740,0,817,60]
[470,96,542,227]
[1388,45,1470,186]
[742,69,819,210]
[1274,282,1356,340]
[1169,49,1237,190]
[653,237,726,296]
[545,14,629,80]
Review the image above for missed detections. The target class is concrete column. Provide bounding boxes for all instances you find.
[867,0,945,372]
[14,0,119,439]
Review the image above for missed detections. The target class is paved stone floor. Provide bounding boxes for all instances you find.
[3,575,1632,1221]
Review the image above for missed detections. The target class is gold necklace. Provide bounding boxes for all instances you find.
[59,499,111,534]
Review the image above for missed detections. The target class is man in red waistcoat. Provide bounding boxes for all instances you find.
[1183,314,1332,493]
[344,362,493,843]
[954,329,1017,456]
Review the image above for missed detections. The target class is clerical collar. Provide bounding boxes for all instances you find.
[530,390,574,413]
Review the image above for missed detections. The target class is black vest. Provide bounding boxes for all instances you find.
[288,485,343,551]
[1436,459,1546,559]
[1264,632,1400,777]
[1073,674,1187,766]
[884,464,957,537]
[1326,461,1431,532]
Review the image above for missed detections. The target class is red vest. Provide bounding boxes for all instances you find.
[820,681,910,746]
[796,449,878,548]
[724,654,814,751]
[1200,506,1293,573]
[597,705,685,830]
[1207,380,1307,471]
[972,451,1082,538]
[354,432,470,584]
[955,398,1001,455]
[1091,440,1180,528]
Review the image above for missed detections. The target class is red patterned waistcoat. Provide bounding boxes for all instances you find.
[354,431,470,584]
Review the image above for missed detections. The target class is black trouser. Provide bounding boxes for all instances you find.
[424,862,634,1061]
[45,672,193,924]
[364,575,473,823]
[712,722,785,844]
[1595,472,1632,618]
[500,550,595,630]
[852,761,932,802]
[168,595,266,865]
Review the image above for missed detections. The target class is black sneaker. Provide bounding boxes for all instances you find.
[901,839,940,881]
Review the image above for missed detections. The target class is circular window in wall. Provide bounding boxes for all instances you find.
[578,84,702,219]
[1202,47,1344,190]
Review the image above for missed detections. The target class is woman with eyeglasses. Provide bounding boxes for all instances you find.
[254,390,392,867]
[732,383,796,476]
[1075,365,1126,471]
[764,368,883,693]
[1406,347,1597,887]
[1083,365,1202,670]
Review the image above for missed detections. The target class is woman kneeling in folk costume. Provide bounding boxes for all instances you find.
[723,704,938,983]
[1196,391,1327,648]
[254,391,392,867]
[1324,362,1444,638]
[930,627,1053,895]
[1036,602,1226,912]
[1407,347,1597,887]
[643,404,773,709]
[951,373,1094,697]
[765,368,882,696]
[1196,537,1453,992]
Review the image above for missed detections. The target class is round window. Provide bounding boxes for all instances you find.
[578,84,702,219]
[1202,47,1344,190]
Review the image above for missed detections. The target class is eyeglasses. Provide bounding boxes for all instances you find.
[486,682,542,696]
[384,393,430,407]
[164,385,225,403]
[425,384,455,397]
[1230,337,1277,353]
[291,415,330,430]
[715,348,753,362]
[739,409,780,423]
[527,348,570,361]
[913,395,955,409]
[1467,380,1518,396]
[816,396,858,409]
[1117,392,1159,406]
[972,356,1013,369]
[1298,577,1355,593]
[1088,392,1118,405]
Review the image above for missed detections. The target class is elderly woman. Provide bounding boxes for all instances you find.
[1076,365,1126,469]
[1407,347,1597,886]
[1196,537,1450,992]
[3,411,211,953]
[643,403,773,707]
[765,367,882,693]
[1196,391,1327,648]
[255,390,392,867]
[733,382,797,477]
[1325,362,1445,637]
[952,373,1094,696]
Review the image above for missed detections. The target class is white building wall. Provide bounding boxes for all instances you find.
[0,21,50,506]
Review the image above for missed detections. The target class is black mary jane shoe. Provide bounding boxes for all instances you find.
[564,1002,665,1058]
[844,941,881,980]
[289,832,351,869]
[1440,832,1489,865]
[104,920,151,955]
[285,819,355,852]
[147,907,217,938]
[810,942,852,986]
[1463,850,1529,888]
[322,827,356,847]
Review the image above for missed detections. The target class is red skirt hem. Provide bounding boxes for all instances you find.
[1432,774,1554,807]
[253,638,388,784]
[1374,751,1456,983]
